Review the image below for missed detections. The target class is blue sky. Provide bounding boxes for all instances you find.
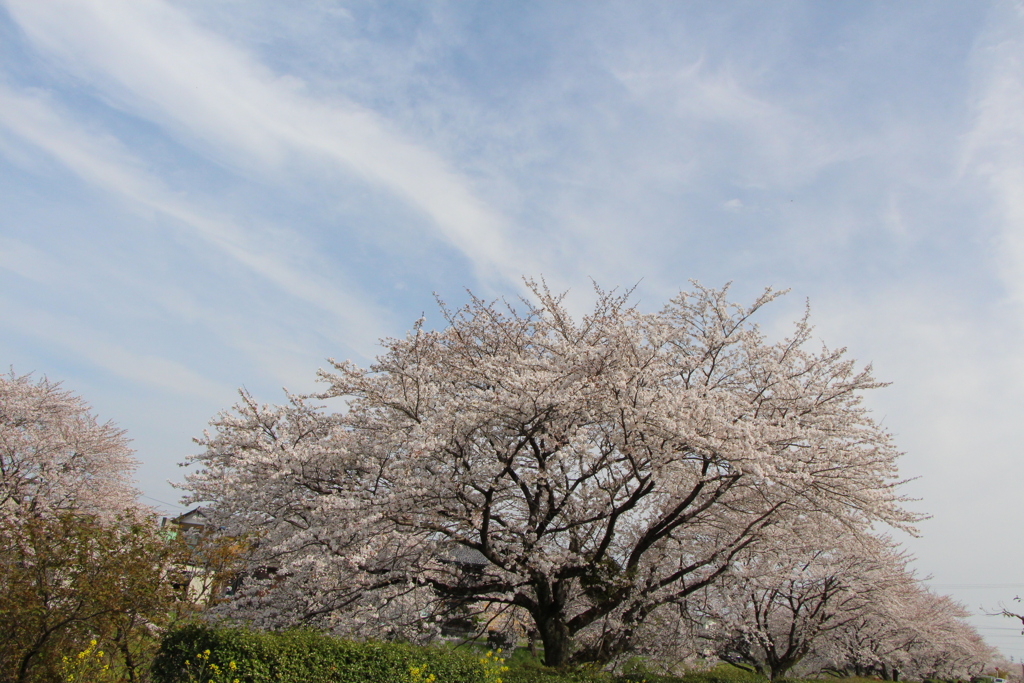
[3,0,1024,657]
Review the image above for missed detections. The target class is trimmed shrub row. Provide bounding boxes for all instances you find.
[500,662,771,683]
[151,625,820,683]
[151,625,486,683]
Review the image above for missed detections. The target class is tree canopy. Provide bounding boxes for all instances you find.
[0,371,138,520]
[185,282,918,666]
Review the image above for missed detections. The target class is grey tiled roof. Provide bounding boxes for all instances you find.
[444,544,489,566]
[172,507,210,527]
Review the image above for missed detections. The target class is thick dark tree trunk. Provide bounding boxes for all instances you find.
[535,613,572,667]
[766,651,804,680]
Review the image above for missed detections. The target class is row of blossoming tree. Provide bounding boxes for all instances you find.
[179,281,997,677]
[0,281,1001,680]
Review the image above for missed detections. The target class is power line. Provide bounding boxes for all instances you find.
[926,584,1024,589]
[978,627,1024,631]
[140,494,186,510]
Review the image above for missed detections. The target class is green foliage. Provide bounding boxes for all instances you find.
[479,649,511,683]
[501,669,602,683]
[149,633,906,683]
[681,663,768,683]
[60,639,119,682]
[151,625,486,683]
[498,657,772,683]
[0,510,192,683]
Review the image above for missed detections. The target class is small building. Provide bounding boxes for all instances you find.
[161,507,223,604]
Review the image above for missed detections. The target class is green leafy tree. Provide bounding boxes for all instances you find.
[0,509,194,683]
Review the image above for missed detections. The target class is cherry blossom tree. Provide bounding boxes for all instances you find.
[0,371,139,520]
[823,581,994,680]
[184,282,916,666]
[183,391,439,641]
[692,522,909,679]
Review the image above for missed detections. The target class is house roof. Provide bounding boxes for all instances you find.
[171,507,211,528]
[443,543,489,566]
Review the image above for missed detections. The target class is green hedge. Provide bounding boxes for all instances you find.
[151,627,840,683]
[498,661,770,683]
[150,624,485,683]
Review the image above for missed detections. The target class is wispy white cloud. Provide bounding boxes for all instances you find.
[611,60,846,187]
[0,290,231,401]
[2,0,532,289]
[0,81,385,356]
[962,1,1024,314]
[0,235,60,283]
